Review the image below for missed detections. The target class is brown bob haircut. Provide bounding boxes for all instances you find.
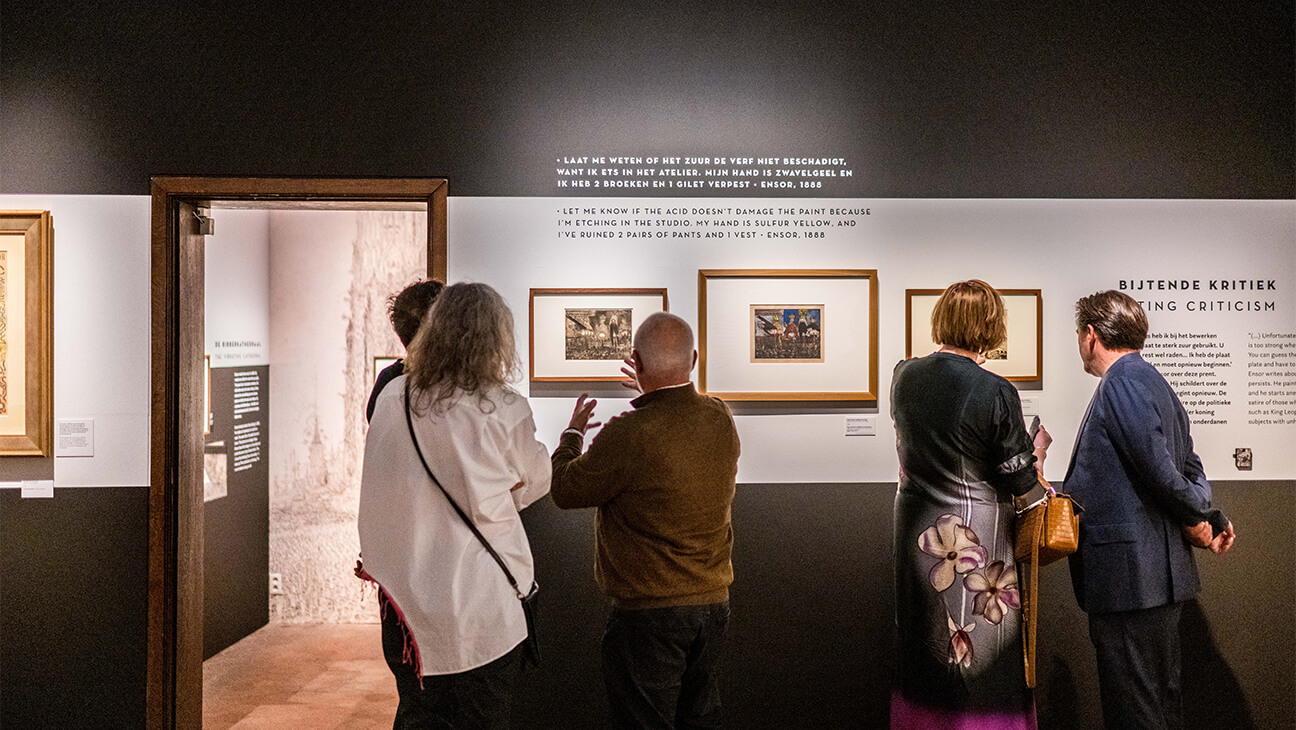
[1075,290,1148,351]
[389,280,445,347]
[930,280,1008,355]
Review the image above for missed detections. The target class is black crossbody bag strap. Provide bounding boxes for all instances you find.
[403,380,528,600]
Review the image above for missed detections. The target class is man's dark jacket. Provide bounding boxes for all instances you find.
[1064,352,1225,614]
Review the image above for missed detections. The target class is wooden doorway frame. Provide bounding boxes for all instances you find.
[148,177,447,729]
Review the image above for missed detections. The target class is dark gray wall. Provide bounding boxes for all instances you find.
[518,480,1293,729]
[203,366,270,660]
[0,488,149,728]
[1,482,1290,728]
[1,2,1292,198]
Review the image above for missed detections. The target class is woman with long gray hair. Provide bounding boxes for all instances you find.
[359,282,551,729]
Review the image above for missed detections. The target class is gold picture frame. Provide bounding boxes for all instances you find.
[0,211,53,455]
[699,269,879,401]
[905,288,1043,381]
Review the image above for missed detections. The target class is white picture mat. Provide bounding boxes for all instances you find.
[532,292,666,378]
[908,292,1040,379]
[374,357,400,384]
[704,276,872,394]
[0,232,28,436]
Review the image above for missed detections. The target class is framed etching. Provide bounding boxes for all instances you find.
[905,288,1043,381]
[0,212,52,455]
[373,356,400,384]
[529,288,668,382]
[699,270,878,401]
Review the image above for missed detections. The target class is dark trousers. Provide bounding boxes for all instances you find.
[381,592,520,729]
[601,602,730,730]
[1088,601,1184,730]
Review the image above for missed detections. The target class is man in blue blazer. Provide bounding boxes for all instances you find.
[1064,290,1235,729]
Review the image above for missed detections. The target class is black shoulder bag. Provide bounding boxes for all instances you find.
[403,380,541,668]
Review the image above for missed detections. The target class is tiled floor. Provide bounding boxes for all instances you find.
[203,623,398,729]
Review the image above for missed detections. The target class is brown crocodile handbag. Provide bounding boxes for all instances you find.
[1014,477,1082,688]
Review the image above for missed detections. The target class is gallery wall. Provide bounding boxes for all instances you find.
[0,195,151,488]
[4,195,1284,727]
[2,3,1291,199]
[516,480,1292,728]
[458,196,1295,727]
[451,198,1295,482]
[0,195,152,726]
[1,2,1293,727]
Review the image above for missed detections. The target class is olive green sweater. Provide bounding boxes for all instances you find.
[551,384,740,609]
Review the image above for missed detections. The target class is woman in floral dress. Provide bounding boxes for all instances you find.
[890,280,1050,729]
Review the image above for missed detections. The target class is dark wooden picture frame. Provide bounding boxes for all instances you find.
[0,211,53,456]
[528,287,668,382]
[698,269,879,401]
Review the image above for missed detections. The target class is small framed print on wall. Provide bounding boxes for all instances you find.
[699,269,879,401]
[373,356,401,385]
[529,288,669,382]
[0,211,52,456]
[905,288,1043,381]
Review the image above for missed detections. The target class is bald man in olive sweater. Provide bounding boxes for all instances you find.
[552,312,740,730]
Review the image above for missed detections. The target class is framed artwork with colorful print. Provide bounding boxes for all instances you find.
[699,269,878,401]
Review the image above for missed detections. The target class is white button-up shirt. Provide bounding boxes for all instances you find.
[359,377,551,675]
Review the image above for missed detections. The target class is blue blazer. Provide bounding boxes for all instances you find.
[1063,353,1222,614]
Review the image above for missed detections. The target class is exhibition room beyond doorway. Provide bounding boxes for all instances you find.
[148,177,447,729]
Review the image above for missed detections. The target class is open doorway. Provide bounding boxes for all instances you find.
[149,178,447,729]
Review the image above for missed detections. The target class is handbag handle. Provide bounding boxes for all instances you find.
[1021,493,1045,688]
[403,379,530,601]
[1015,478,1056,516]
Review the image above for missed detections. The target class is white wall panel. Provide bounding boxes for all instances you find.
[449,198,1296,483]
[206,209,271,366]
[0,196,1289,489]
[0,195,151,487]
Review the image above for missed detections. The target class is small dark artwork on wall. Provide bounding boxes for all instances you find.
[985,344,1008,361]
[565,308,632,360]
[1234,447,1253,471]
[204,445,228,502]
[751,305,824,363]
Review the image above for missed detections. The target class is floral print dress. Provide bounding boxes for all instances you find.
[889,353,1039,729]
